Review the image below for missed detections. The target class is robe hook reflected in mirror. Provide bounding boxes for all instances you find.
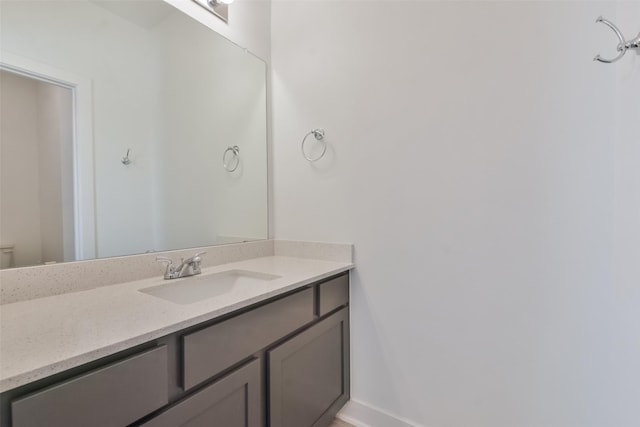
[594,16,640,64]
[121,149,131,165]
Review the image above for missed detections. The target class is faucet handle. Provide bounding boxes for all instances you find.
[155,256,174,265]
[192,252,206,267]
[156,256,177,279]
[187,252,206,275]
[193,251,206,260]
[184,252,206,263]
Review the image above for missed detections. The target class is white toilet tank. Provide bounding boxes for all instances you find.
[0,243,15,269]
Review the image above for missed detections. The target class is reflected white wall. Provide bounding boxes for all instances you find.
[149,9,268,250]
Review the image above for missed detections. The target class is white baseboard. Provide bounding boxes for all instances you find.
[337,400,424,427]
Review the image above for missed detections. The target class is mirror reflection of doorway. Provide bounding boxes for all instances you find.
[0,69,75,268]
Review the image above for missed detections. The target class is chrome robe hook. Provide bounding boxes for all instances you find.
[594,16,640,63]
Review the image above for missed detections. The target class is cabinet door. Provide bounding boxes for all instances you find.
[142,358,262,427]
[268,308,349,427]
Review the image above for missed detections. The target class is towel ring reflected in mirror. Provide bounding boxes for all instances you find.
[223,145,240,172]
[301,128,326,162]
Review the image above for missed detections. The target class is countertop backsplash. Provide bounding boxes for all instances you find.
[0,240,353,305]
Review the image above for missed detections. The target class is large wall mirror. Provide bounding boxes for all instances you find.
[0,0,268,269]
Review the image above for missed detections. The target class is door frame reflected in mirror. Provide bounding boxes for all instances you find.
[1,52,96,262]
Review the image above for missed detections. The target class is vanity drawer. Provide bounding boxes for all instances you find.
[318,273,349,316]
[182,287,314,390]
[11,346,168,427]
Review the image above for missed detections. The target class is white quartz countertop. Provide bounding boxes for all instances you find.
[0,256,352,393]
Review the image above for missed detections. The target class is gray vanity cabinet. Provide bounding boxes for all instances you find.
[268,308,350,427]
[141,358,262,427]
[1,272,350,427]
[182,288,314,390]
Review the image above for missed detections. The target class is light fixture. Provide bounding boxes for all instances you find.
[192,0,233,23]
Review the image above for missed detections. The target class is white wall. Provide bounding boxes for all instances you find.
[610,1,640,420]
[613,1,640,294]
[271,1,635,426]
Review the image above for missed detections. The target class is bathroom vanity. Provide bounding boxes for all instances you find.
[0,0,351,424]
[0,253,352,427]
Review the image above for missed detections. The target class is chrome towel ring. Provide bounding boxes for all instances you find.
[594,16,640,64]
[223,145,240,172]
[301,128,326,162]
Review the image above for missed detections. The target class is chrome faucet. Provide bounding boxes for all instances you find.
[156,251,206,280]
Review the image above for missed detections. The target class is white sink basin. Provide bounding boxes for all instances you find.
[139,270,281,305]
